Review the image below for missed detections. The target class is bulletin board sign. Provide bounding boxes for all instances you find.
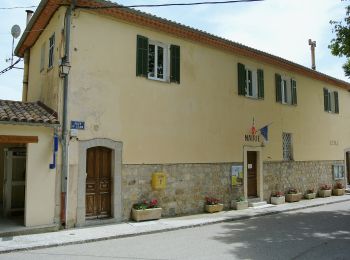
[231,165,243,186]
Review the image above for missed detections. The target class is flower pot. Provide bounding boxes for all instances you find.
[285,193,302,202]
[318,189,332,198]
[131,208,162,222]
[271,196,285,205]
[232,201,248,210]
[205,204,224,213]
[304,193,316,199]
[333,189,345,196]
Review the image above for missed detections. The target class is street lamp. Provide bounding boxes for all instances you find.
[59,60,71,78]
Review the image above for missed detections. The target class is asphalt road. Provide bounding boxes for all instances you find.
[1,201,350,260]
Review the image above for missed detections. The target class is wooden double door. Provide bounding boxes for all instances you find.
[86,147,112,219]
[247,151,258,198]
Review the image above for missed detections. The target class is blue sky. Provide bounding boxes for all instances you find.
[0,0,348,100]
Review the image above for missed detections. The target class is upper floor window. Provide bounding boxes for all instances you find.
[282,132,293,161]
[237,63,264,99]
[323,88,339,114]
[275,74,297,105]
[136,35,180,84]
[48,33,55,69]
[148,41,167,81]
[40,42,46,72]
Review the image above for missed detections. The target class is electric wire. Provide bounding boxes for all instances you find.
[0,0,264,10]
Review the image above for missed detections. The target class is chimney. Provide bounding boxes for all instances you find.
[308,39,317,70]
[25,10,34,25]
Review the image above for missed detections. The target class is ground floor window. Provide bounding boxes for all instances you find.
[333,164,345,180]
[282,132,293,161]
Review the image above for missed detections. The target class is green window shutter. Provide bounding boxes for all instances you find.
[323,88,329,111]
[291,79,297,105]
[275,74,282,102]
[136,35,148,77]
[334,91,339,114]
[237,63,246,96]
[170,45,180,83]
[257,69,264,99]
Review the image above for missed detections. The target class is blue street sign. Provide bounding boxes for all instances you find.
[71,121,85,130]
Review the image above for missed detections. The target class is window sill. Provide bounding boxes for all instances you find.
[279,102,297,107]
[243,95,263,100]
[146,77,170,83]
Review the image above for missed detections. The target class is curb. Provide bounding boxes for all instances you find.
[1,196,349,254]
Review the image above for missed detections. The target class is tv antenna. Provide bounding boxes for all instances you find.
[5,25,21,66]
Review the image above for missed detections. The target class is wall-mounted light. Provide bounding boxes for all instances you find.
[59,59,71,78]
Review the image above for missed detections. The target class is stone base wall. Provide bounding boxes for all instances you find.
[121,160,346,220]
[263,160,346,202]
[122,163,243,220]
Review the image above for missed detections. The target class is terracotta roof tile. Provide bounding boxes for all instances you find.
[0,100,60,126]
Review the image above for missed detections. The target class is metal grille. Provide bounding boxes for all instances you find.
[282,133,292,161]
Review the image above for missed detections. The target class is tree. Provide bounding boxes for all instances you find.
[329,4,350,77]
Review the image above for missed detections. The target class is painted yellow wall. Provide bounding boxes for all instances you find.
[0,125,56,227]
[27,6,66,115]
[64,10,350,164]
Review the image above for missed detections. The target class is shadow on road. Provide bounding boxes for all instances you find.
[212,208,350,259]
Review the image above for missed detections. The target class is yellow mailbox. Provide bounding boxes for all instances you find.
[152,172,167,190]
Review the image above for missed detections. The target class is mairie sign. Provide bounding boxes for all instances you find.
[245,134,261,142]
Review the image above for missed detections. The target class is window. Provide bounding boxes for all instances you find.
[48,33,55,69]
[148,42,167,81]
[40,42,46,72]
[136,35,180,83]
[275,74,297,105]
[323,88,339,114]
[333,164,345,180]
[282,132,293,161]
[237,63,264,99]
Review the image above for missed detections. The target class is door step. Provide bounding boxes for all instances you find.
[248,200,268,208]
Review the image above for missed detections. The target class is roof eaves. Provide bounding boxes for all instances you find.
[14,0,50,57]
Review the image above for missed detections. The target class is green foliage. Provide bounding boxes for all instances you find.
[329,4,350,77]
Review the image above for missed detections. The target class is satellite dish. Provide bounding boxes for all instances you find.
[11,25,21,39]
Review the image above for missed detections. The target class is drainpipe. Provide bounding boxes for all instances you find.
[61,0,76,228]
[22,10,34,102]
[22,50,29,101]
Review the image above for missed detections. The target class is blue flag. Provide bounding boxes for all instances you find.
[260,125,269,141]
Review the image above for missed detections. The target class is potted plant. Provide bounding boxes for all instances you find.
[205,197,224,213]
[232,196,248,210]
[304,188,316,199]
[285,188,302,202]
[333,182,345,196]
[318,184,332,198]
[270,191,285,205]
[131,199,162,222]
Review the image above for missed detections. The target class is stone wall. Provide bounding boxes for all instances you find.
[263,160,346,202]
[122,163,243,220]
[121,160,346,220]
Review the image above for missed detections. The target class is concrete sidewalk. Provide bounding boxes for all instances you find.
[0,194,349,254]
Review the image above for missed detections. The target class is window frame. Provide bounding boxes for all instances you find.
[282,132,293,161]
[333,164,345,180]
[40,42,46,72]
[245,66,258,98]
[324,88,339,114]
[281,77,292,105]
[147,40,169,82]
[48,33,55,69]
